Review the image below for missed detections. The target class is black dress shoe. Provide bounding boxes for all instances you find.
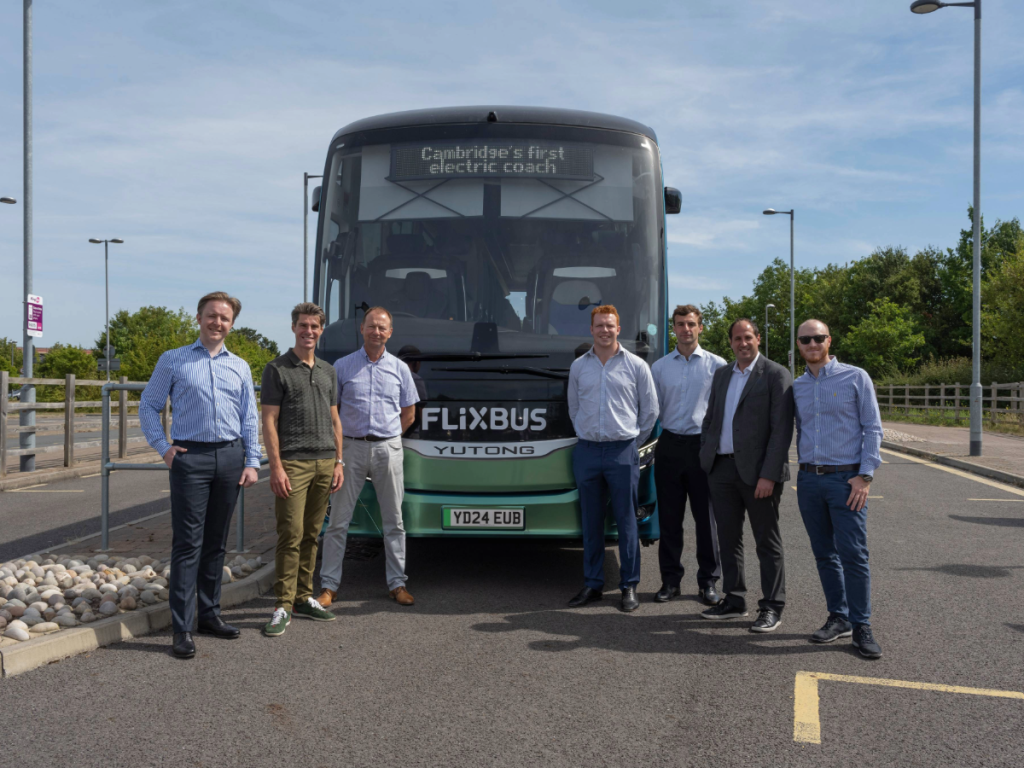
[699,584,722,606]
[196,615,240,639]
[172,632,196,659]
[620,586,639,612]
[654,584,681,603]
[568,587,603,607]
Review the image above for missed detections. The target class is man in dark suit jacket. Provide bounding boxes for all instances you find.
[699,318,794,632]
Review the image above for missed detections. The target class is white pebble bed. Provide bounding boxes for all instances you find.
[883,428,926,443]
[0,553,262,643]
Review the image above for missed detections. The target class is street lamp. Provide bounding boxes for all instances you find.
[89,238,124,381]
[910,0,983,456]
[763,208,795,376]
[765,303,776,359]
[1,197,16,204]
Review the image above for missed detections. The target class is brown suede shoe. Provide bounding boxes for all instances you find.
[389,586,415,606]
[317,589,337,608]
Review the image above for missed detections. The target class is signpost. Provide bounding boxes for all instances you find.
[97,358,121,372]
[26,293,42,337]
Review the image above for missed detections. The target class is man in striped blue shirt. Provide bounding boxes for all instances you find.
[793,319,883,659]
[140,291,261,658]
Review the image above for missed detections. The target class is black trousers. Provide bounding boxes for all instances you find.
[654,432,721,588]
[168,439,244,634]
[707,455,786,614]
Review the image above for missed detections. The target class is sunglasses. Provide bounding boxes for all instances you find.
[798,334,829,345]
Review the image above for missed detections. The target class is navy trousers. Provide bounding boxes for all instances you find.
[654,432,721,589]
[573,438,641,591]
[167,439,244,634]
[797,470,872,626]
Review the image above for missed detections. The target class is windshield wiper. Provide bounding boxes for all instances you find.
[401,353,549,362]
[435,366,569,380]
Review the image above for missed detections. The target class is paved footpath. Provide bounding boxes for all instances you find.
[1,446,1023,767]
[883,420,1024,478]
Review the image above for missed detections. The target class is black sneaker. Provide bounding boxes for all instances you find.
[811,614,853,644]
[852,625,882,659]
[750,608,782,633]
[701,602,748,620]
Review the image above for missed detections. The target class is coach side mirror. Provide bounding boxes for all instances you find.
[311,186,322,212]
[664,187,681,215]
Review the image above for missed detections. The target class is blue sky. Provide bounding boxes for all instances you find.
[1,1,1022,352]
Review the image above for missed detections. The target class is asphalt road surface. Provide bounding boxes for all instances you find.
[1,448,1022,767]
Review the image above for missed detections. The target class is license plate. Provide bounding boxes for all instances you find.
[443,508,524,529]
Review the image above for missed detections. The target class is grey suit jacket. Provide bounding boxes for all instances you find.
[699,355,794,486]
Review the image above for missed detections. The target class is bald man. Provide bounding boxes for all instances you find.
[793,319,884,659]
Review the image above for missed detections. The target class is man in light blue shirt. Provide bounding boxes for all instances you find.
[318,307,419,608]
[567,305,659,612]
[794,319,884,659]
[140,291,260,658]
[651,305,727,606]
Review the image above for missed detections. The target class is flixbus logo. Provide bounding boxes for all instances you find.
[421,407,548,432]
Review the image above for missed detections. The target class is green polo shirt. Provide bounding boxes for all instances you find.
[261,349,337,461]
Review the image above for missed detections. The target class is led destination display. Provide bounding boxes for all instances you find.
[389,140,594,181]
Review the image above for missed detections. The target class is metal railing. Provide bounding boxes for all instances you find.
[99,381,265,552]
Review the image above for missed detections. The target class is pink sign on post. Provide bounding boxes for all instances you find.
[26,294,43,338]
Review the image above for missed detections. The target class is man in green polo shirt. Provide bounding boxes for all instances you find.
[260,302,345,636]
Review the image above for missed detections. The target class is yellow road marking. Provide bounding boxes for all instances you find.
[10,483,46,490]
[81,473,101,478]
[868,496,883,499]
[968,498,1024,502]
[794,671,1024,745]
[792,486,797,491]
[879,448,1024,498]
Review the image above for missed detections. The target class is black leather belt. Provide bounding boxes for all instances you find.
[662,430,701,441]
[799,463,859,474]
[345,435,397,442]
[717,453,735,459]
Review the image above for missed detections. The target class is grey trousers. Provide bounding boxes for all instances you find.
[320,437,408,591]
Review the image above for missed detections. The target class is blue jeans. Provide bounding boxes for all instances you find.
[796,470,871,627]
[573,438,641,590]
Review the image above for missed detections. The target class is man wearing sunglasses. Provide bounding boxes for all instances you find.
[793,320,884,659]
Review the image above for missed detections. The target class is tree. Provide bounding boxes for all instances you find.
[230,327,280,358]
[226,327,277,383]
[982,228,1024,374]
[843,298,925,377]
[0,337,21,374]
[34,344,99,402]
[96,306,198,382]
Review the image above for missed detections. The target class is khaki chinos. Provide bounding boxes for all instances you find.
[274,458,335,608]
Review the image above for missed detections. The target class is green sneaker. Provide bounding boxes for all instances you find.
[292,597,336,621]
[263,607,291,637]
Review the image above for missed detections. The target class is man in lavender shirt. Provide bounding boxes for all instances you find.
[317,307,419,607]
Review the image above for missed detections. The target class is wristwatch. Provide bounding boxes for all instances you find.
[860,474,873,483]
[337,459,345,467]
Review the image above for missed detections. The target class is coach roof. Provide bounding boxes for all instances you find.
[331,106,658,145]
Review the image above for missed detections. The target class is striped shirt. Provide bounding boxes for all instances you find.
[651,344,726,436]
[568,344,659,443]
[140,338,262,467]
[793,356,883,476]
[335,347,419,438]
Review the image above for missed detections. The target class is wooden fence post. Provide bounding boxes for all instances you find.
[888,383,894,414]
[118,375,128,459]
[924,384,930,415]
[940,383,946,420]
[0,370,8,478]
[64,373,75,467]
[905,383,910,415]
[991,382,998,426]
[954,384,961,423]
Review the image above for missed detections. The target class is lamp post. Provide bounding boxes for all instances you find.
[910,0,983,456]
[765,303,776,359]
[2,198,15,372]
[88,238,124,381]
[303,173,323,302]
[763,208,795,376]
[21,0,35,472]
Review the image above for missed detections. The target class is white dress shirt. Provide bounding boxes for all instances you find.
[718,353,760,455]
